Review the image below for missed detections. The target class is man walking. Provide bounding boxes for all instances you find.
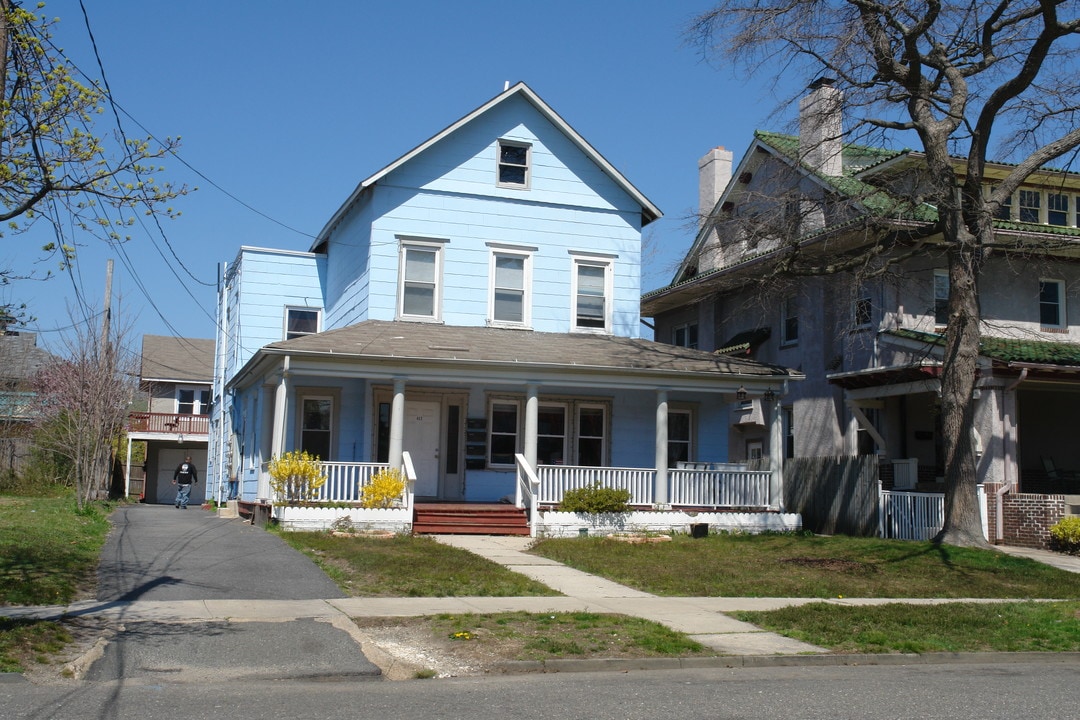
[173,455,198,509]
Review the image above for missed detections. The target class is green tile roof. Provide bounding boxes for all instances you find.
[887,328,1080,366]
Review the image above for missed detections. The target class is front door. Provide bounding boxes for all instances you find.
[405,400,441,497]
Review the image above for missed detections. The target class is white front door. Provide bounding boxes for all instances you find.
[405,400,441,497]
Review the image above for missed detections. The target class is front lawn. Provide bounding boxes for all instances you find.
[529,533,1080,598]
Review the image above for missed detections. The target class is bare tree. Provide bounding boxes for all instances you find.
[0,2,184,322]
[689,1,1080,546]
[32,314,137,508]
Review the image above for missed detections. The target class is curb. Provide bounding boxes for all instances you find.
[490,651,1080,674]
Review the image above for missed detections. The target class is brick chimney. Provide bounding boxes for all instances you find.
[698,146,733,227]
[799,78,843,177]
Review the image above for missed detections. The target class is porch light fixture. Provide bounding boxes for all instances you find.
[178,434,184,445]
[763,389,776,402]
[736,386,748,401]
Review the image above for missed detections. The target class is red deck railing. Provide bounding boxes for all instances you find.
[128,412,209,435]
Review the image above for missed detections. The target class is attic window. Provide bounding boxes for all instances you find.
[721,201,735,213]
[738,172,753,184]
[498,141,530,188]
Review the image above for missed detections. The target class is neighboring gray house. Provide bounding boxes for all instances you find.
[127,335,215,504]
[644,81,1080,543]
[0,331,55,477]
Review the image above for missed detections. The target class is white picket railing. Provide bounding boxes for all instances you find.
[879,489,944,540]
[668,468,772,508]
[536,465,655,505]
[317,462,392,502]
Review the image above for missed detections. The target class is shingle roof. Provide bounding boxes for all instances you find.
[263,320,797,379]
[140,336,216,384]
[0,333,55,382]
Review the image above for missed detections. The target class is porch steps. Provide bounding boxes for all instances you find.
[1065,495,1080,517]
[413,503,530,536]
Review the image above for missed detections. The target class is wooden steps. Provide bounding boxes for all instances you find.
[413,503,530,536]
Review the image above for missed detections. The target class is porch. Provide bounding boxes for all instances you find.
[268,454,800,536]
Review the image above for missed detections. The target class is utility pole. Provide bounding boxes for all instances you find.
[100,258,113,351]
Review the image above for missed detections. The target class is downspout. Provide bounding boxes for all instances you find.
[996,368,1028,543]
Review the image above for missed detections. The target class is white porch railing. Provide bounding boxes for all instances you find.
[318,462,391,502]
[536,465,655,505]
[515,454,542,536]
[668,468,772,508]
[879,489,944,540]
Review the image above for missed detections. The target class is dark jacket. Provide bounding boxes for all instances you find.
[174,461,198,485]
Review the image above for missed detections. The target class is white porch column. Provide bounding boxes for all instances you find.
[654,390,669,507]
[388,378,406,468]
[768,392,785,511]
[524,384,539,468]
[265,356,290,501]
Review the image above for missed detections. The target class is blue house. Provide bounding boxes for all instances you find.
[208,83,799,533]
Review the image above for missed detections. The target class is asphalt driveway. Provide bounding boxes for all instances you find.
[96,504,346,602]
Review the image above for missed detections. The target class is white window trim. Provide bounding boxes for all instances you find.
[667,407,694,468]
[672,322,699,349]
[176,385,211,415]
[497,140,531,190]
[574,402,609,466]
[295,390,338,462]
[397,237,447,322]
[487,244,534,328]
[1039,278,1066,329]
[284,306,322,340]
[537,402,569,466]
[570,252,615,334]
[488,398,522,468]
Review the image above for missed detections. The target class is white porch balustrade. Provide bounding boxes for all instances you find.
[317,462,393,502]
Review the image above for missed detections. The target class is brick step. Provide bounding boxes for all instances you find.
[413,523,531,536]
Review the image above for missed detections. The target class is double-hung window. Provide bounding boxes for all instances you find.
[537,404,567,465]
[285,307,320,340]
[781,296,799,345]
[488,397,608,468]
[667,409,692,468]
[933,269,949,327]
[571,254,613,333]
[1040,279,1065,328]
[1019,190,1041,223]
[398,239,445,321]
[673,323,698,349]
[853,285,872,328]
[497,141,530,188]
[489,401,520,466]
[488,245,533,327]
[576,405,606,466]
[177,386,211,415]
[1048,193,1070,227]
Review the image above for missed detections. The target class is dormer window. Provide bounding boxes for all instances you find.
[285,307,321,340]
[497,141,530,188]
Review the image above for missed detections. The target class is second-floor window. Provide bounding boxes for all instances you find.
[489,248,532,326]
[571,256,613,333]
[934,270,949,326]
[673,323,698,349]
[177,386,211,415]
[1040,279,1065,328]
[853,285,872,328]
[398,240,445,321]
[781,296,799,345]
[285,307,320,340]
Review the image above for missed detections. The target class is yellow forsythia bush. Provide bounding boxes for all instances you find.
[1049,516,1080,555]
[268,450,326,504]
[360,468,406,509]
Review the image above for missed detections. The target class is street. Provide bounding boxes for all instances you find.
[4,662,1078,720]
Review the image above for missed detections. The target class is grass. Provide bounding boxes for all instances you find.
[0,619,73,673]
[431,611,704,659]
[274,531,560,597]
[734,601,1080,653]
[0,493,111,605]
[529,533,1080,598]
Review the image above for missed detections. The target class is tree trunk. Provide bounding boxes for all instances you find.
[935,237,990,547]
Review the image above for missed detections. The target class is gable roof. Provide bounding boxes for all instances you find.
[313,82,661,250]
[140,335,216,384]
[0,332,55,383]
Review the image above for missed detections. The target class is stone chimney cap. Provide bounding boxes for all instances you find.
[808,77,836,90]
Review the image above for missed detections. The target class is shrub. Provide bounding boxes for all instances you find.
[1049,516,1080,555]
[361,468,406,509]
[267,450,326,505]
[560,482,631,514]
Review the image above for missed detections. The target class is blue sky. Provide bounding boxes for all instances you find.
[5,0,806,348]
